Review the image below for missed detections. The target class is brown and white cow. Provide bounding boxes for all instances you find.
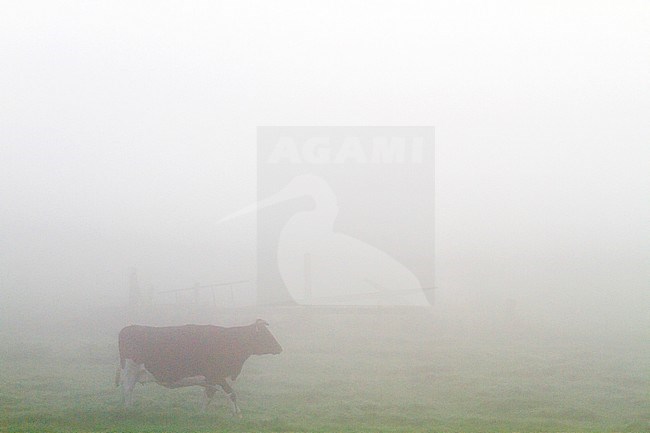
[115,320,282,415]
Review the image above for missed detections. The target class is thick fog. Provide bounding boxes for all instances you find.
[1,1,649,335]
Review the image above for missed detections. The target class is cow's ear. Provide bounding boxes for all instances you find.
[255,319,269,331]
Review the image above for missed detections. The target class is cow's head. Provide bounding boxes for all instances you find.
[250,319,282,355]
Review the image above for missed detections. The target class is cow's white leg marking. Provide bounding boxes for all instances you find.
[226,392,241,417]
[201,385,218,411]
[201,386,216,411]
[137,368,156,384]
[218,380,241,417]
[122,359,140,407]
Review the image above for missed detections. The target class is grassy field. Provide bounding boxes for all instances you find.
[1,308,649,432]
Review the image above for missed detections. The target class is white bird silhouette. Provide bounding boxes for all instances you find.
[219,174,429,306]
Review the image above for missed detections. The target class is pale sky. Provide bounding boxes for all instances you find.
[1,1,648,329]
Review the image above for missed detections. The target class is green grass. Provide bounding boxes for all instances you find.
[1,310,649,432]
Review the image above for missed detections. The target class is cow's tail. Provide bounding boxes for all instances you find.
[116,326,128,388]
[115,365,121,387]
[118,330,125,368]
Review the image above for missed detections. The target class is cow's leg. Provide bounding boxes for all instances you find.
[217,379,241,417]
[122,359,140,408]
[115,366,121,387]
[201,386,217,411]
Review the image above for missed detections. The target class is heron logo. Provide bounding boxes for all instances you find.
[221,126,435,307]
[266,136,425,164]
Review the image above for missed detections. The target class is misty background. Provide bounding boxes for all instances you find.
[1,1,649,334]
